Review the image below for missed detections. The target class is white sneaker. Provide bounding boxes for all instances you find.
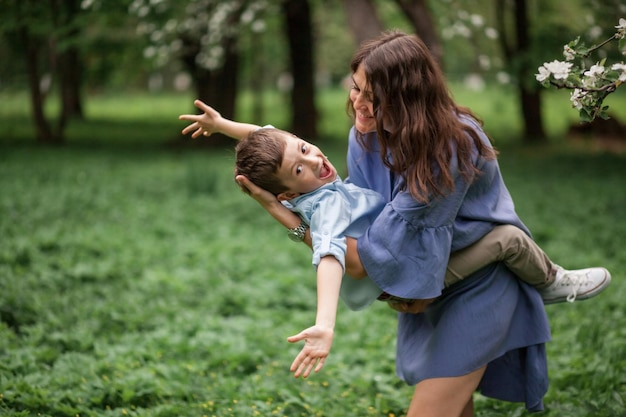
[540,265,611,304]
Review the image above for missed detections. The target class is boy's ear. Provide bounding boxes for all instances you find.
[277,191,300,201]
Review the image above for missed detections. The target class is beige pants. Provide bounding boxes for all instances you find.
[445,225,554,288]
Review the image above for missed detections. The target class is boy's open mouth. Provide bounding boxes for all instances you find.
[320,160,334,179]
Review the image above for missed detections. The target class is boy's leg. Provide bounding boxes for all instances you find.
[445,225,552,288]
[446,225,611,304]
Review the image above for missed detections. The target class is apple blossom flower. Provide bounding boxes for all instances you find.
[570,89,584,110]
[616,18,626,39]
[611,63,626,81]
[535,65,551,82]
[543,60,573,80]
[563,45,576,61]
[584,64,605,77]
[582,64,605,87]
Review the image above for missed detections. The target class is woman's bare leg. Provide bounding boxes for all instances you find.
[459,396,475,417]
[405,366,486,417]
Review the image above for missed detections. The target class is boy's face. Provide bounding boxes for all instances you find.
[276,133,337,201]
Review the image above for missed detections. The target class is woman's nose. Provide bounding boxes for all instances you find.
[353,92,367,108]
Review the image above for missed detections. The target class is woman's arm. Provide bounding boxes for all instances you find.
[345,237,366,278]
[235,174,313,246]
[179,99,260,140]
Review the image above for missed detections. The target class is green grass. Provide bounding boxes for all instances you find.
[0,90,625,416]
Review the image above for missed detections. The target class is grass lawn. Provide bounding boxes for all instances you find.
[0,89,625,416]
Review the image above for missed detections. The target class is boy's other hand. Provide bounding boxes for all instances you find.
[287,325,334,378]
[178,99,222,138]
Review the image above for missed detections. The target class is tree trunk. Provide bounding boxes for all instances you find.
[197,37,239,123]
[58,46,84,121]
[520,89,545,141]
[21,26,58,145]
[56,0,84,121]
[513,0,545,141]
[393,0,443,68]
[282,0,318,139]
[342,0,384,46]
[496,0,546,142]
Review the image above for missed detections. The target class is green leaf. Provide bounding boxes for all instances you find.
[579,108,593,122]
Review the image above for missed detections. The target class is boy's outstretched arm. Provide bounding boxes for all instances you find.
[287,255,342,378]
[178,99,260,140]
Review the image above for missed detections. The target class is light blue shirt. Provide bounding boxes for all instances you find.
[283,177,387,310]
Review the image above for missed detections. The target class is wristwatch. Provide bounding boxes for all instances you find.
[287,221,309,242]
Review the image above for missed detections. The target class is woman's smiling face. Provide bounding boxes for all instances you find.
[349,65,376,134]
[275,133,337,200]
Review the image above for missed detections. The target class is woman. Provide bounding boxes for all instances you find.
[231,31,550,416]
[338,30,550,416]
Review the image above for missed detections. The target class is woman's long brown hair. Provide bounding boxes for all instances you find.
[347,30,496,203]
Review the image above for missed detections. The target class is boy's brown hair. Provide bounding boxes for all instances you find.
[234,128,290,196]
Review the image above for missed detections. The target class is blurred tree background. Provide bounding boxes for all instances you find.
[1,0,625,144]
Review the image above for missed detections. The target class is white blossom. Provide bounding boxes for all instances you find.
[588,26,603,40]
[570,89,584,110]
[611,63,626,81]
[584,63,605,77]
[616,18,626,39]
[581,75,598,88]
[582,63,605,86]
[542,60,573,80]
[570,88,593,110]
[563,45,576,61]
[535,66,551,82]
[470,14,484,27]
[496,71,511,85]
[484,27,498,40]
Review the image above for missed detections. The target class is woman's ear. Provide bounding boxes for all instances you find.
[277,191,300,201]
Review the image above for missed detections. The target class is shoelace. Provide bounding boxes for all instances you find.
[556,270,588,303]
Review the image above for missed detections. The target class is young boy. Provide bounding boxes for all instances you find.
[179,100,611,374]
[233,126,610,305]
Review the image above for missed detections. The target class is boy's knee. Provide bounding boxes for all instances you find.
[493,224,526,254]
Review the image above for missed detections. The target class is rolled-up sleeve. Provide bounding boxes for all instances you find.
[310,191,352,271]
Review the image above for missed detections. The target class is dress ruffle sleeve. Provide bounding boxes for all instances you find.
[358,198,452,299]
[358,166,469,300]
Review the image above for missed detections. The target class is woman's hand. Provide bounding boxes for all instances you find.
[287,325,334,378]
[388,298,436,314]
[179,99,223,139]
[235,174,279,209]
[235,175,309,246]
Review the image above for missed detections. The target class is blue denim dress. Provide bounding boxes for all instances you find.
[346,121,551,412]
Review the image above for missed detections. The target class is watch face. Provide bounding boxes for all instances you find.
[288,222,307,242]
[288,230,303,242]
